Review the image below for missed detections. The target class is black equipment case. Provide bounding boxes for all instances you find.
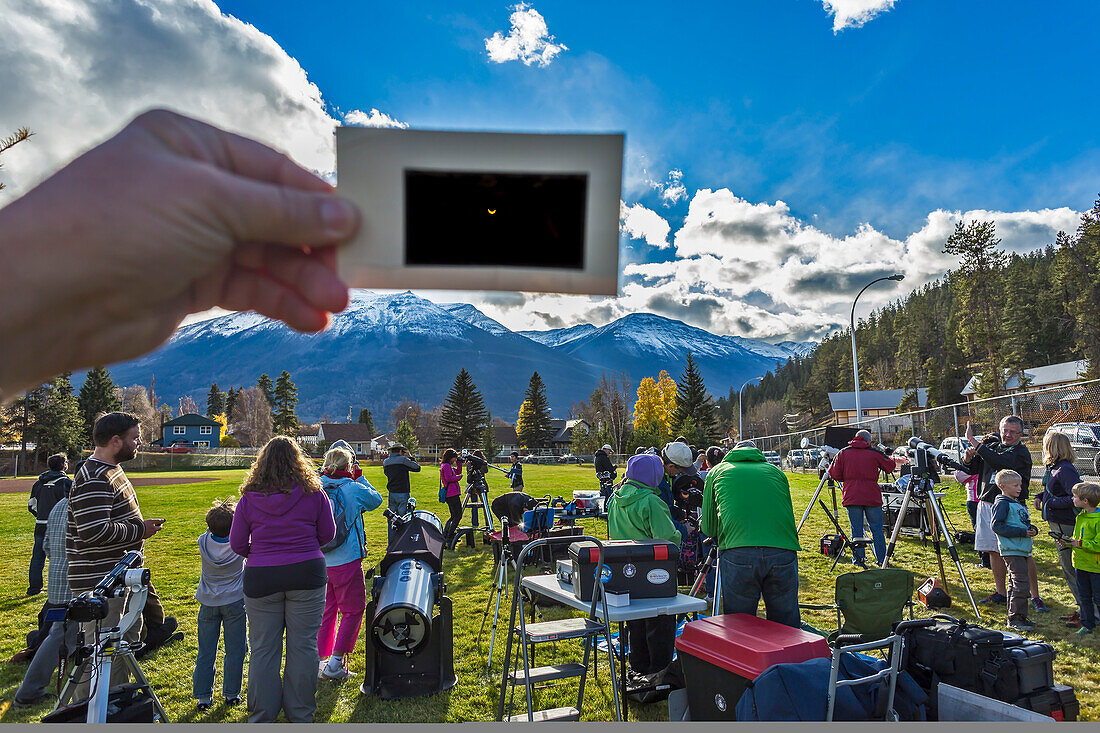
[901,614,1057,716]
[1013,683,1079,721]
[568,539,678,602]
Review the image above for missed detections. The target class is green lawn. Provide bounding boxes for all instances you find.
[1,466,1096,722]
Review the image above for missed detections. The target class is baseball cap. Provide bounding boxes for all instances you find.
[601,444,613,452]
[662,441,693,468]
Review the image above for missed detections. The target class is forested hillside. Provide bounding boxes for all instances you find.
[733,199,1100,436]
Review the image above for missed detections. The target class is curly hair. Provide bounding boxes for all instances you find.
[240,436,322,495]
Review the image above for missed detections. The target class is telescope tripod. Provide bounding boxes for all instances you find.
[688,543,723,616]
[448,482,495,550]
[52,587,168,723]
[479,518,519,673]
[796,471,872,571]
[879,471,981,619]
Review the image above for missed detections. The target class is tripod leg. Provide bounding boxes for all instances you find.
[881,489,912,569]
[487,559,509,670]
[797,473,831,533]
[925,493,982,620]
[479,551,504,643]
[926,499,950,589]
[121,652,170,722]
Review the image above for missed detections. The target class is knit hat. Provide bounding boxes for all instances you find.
[624,454,664,489]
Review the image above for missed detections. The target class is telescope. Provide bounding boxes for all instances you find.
[800,436,841,458]
[907,436,965,472]
[362,506,456,699]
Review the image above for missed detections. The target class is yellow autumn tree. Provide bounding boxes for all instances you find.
[633,370,677,441]
[515,399,536,450]
[211,413,227,442]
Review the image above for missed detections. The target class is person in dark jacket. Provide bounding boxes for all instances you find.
[828,430,895,567]
[505,451,524,491]
[962,416,1046,610]
[594,444,617,482]
[382,444,420,544]
[26,453,71,596]
[1036,430,1082,625]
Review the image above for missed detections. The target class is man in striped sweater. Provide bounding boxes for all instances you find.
[67,412,165,699]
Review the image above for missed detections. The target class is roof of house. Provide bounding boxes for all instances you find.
[317,423,375,443]
[297,424,320,437]
[961,360,1088,395]
[373,433,396,448]
[550,418,589,443]
[828,389,928,412]
[494,425,518,444]
[163,413,220,427]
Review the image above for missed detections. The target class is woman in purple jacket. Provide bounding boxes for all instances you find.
[440,449,465,544]
[230,436,336,723]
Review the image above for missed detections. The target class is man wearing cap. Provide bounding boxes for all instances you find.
[828,429,896,568]
[594,444,617,483]
[382,444,420,544]
[702,440,802,628]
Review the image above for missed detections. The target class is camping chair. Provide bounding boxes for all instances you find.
[800,568,915,644]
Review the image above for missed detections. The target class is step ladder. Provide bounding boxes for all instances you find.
[495,536,621,722]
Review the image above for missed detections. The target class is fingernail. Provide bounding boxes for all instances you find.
[321,198,357,237]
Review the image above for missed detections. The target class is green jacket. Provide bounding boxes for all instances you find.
[701,446,801,552]
[607,479,682,545]
[1072,508,1100,574]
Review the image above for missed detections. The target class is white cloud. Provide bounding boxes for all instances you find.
[620,201,671,249]
[0,0,391,201]
[344,108,408,129]
[484,3,568,68]
[473,190,1081,342]
[643,168,688,206]
[820,0,898,33]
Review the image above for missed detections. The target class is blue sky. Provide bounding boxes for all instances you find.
[1,0,1096,340]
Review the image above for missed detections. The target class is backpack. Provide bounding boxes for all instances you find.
[321,483,352,553]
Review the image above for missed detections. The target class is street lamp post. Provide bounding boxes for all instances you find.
[739,376,764,440]
[850,274,905,426]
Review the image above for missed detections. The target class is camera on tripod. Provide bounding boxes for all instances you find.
[65,551,150,623]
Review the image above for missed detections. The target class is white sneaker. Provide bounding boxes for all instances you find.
[320,661,354,681]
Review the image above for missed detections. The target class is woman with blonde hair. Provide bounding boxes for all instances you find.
[1037,429,1083,626]
[316,446,381,680]
[229,436,336,723]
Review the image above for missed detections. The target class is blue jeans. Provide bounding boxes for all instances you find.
[1078,569,1100,631]
[28,532,45,593]
[846,505,887,564]
[387,492,410,545]
[719,547,800,628]
[193,600,248,701]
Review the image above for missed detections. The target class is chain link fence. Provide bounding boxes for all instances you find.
[747,378,1100,479]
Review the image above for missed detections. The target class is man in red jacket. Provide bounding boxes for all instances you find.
[829,430,896,567]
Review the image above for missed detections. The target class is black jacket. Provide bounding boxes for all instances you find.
[382,454,420,493]
[962,440,1033,504]
[594,450,616,478]
[29,470,71,535]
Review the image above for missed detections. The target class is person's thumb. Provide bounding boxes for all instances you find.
[211,170,359,247]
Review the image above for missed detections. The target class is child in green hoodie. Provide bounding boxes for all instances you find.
[1066,482,1100,635]
[607,454,681,680]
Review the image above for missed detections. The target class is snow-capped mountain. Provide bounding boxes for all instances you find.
[95,292,814,422]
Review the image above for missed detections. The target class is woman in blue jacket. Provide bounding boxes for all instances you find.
[317,447,382,680]
[1036,431,1082,626]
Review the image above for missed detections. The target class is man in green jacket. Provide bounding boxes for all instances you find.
[702,441,801,628]
[607,453,681,678]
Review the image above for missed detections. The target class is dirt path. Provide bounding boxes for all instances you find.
[0,475,217,494]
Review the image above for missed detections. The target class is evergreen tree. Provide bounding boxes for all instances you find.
[30,374,84,459]
[1000,258,1040,380]
[1058,199,1100,379]
[77,366,120,442]
[672,352,718,443]
[357,408,376,436]
[224,387,239,425]
[272,370,299,436]
[395,418,420,456]
[517,372,554,449]
[257,373,275,408]
[481,412,502,458]
[206,383,226,417]
[438,369,489,449]
[944,220,1006,397]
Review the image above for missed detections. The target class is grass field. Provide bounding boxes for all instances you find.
[1,465,1097,722]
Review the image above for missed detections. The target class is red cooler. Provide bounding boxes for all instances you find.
[676,614,831,720]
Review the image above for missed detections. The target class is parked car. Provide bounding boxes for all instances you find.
[558,453,580,464]
[763,450,782,467]
[164,442,193,454]
[786,450,805,469]
[1047,423,1100,476]
[937,437,971,466]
